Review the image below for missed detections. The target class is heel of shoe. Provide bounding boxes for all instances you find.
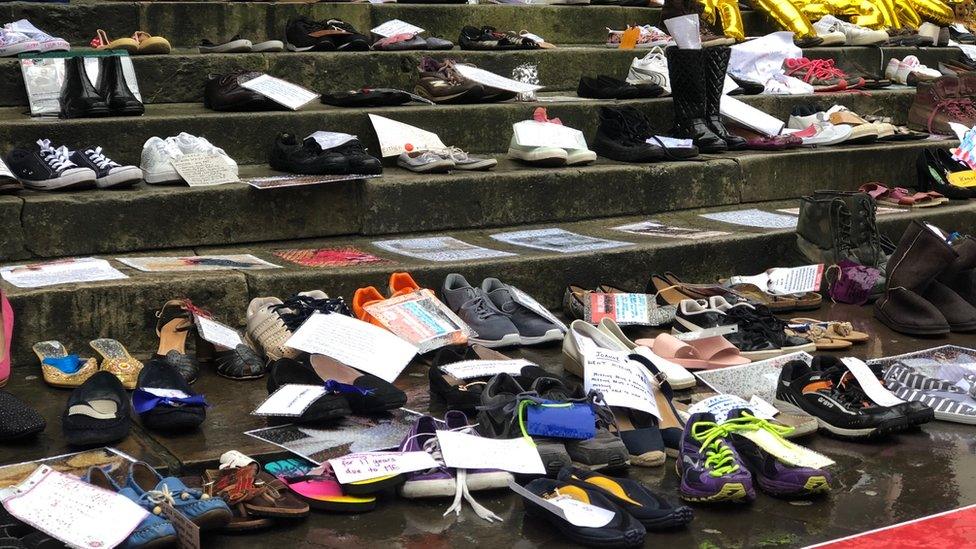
[195,333,215,365]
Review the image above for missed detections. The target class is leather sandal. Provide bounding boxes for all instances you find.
[204,463,310,520]
[153,300,202,384]
[790,318,869,343]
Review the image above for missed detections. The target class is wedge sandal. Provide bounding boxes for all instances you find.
[33,340,98,388]
[90,338,143,390]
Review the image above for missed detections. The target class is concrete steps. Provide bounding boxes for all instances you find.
[5,198,973,369]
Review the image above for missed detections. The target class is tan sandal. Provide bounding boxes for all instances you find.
[784,326,853,351]
[790,318,869,343]
[132,31,172,55]
[90,338,143,390]
[91,29,138,53]
[33,341,98,388]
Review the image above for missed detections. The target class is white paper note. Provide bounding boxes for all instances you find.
[241,74,319,110]
[308,131,356,151]
[372,236,515,262]
[0,258,127,288]
[512,120,587,150]
[141,387,192,399]
[172,153,238,187]
[285,313,417,383]
[2,465,148,549]
[368,114,446,157]
[440,359,535,380]
[581,344,660,418]
[453,64,544,93]
[841,357,905,407]
[436,430,546,474]
[509,479,615,528]
[195,316,244,349]
[328,451,438,484]
[688,393,773,422]
[253,384,327,417]
[371,19,425,38]
[490,228,631,254]
[728,265,824,295]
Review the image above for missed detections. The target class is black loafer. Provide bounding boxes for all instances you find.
[0,391,45,440]
[133,359,207,432]
[62,371,130,447]
[266,358,353,423]
[306,354,406,414]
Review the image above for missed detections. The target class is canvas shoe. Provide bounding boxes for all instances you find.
[166,132,238,176]
[245,297,301,362]
[507,135,568,167]
[482,278,564,345]
[6,139,97,191]
[397,150,455,173]
[812,15,886,46]
[676,412,755,503]
[140,136,184,184]
[626,47,670,94]
[65,145,142,189]
[441,273,520,348]
[3,20,69,52]
[888,55,941,85]
[432,147,497,171]
[84,467,178,549]
[0,28,41,57]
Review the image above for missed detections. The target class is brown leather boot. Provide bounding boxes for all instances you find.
[938,235,976,307]
[907,76,976,134]
[873,221,955,335]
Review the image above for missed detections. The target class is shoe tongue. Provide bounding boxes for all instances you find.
[7,19,41,34]
[725,407,752,420]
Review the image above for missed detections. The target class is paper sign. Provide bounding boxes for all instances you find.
[512,120,587,150]
[700,209,798,229]
[241,74,319,110]
[840,357,905,407]
[247,173,380,189]
[688,393,773,422]
[2,465,148,549]
[368,114,446,157]
[508,479,615,527]
[453,64,544,93]
[159,501,201,549]
[0,257,126,288]
[612,220,731,240]
[948,169,976,187]
[436,430,546,474]
[308,131,356,151]
[586,293,651,325]
[508,285,568,332]
[328,451,437,484]
[650,136,694,148]
[749,395,781,419]
[372,236,515,262]
[141,387,192,399]
[285,313,417,383]
[728,265,824,295]
[371,19,425,38]
[195,316,244,349]
[253,384,327,417]
[0,159,14,181]
[440,359,535,380]
[363,289,473,354]
[581,343,660,418]
[172,153,238,187]
[491,228,631,253]
[672,325,738,341]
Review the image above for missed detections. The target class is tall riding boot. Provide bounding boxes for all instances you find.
[59,56,109,119]
[96,55,144,116]
[702,46,746,150]
[874,221,959,335]
[665,47,726,153]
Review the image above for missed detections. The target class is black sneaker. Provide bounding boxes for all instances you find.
[269,133,382,176]
[671,299,727,333]
[428,344,547,412]
[578,75,663,100]
[814,356,934,427]
[68,145,142,189]
[774,360,909,439]
[592,106,697,163]
[285,16,331,51]
[6,139,96,191]
[320,19,370,51]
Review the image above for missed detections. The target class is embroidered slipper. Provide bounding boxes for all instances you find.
[90,29,138,53]
[89,338,142,390]
[33,340,98,388]
[132,31,171,55]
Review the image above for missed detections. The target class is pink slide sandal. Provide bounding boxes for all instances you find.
[635,333,750,370]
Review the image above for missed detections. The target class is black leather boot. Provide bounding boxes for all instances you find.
[59,56,110,119]
[665,47,726,153]
[703,46,747,150]
[96,55,144,116]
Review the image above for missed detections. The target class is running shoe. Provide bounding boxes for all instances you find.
[676,412,754,503]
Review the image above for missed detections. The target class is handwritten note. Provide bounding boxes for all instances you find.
[512,120,587,150]
[172,153,237,187]
[368,114,446,157]
[159,501,201,549]
[241,74,319,110]
[453,64,544,93]
[371,19,425,38]
[436,430,545,474]
[253,384,327,417]
[580,340,660,419]
[509,479,615,527]
[328,451,438,484]
[440,359,535,380]
[195,316,243,349]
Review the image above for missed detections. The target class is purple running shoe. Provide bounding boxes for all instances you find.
[676,412,755,503]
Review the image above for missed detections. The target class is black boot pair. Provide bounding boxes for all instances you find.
[665,46,745,153]
[59,55,144,119]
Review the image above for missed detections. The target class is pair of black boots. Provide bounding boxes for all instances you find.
[59,55,144,119]
[666,46,745,153]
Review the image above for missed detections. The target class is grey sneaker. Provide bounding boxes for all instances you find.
[441,273,520,348]
[532,377,630,471]
[475,373,572,476]
[397,150,454,173]
[481,278,564,345]
[433,147,497,171]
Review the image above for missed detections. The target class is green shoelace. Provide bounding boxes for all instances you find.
[690,412,795,477]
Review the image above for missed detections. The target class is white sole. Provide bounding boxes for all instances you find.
[398,159,455,173]
[665,375,697,390]
[464,472,512,491]
[22,168,96,191]
[507,148,568,167]
[454,159,498,171]
[285,42,314,52]
[935,411,976,425]
[252,40,285,52]
[200,39,252,54]
[469,333,521,348]
[0,41,41,56]
[400,478,457,498]
[142,169,183,185]
[519,329,565,346]
[565,150,597,165]
[97,166,143,189]
[773,398,878,437]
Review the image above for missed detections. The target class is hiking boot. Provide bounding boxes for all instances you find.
[812,191,887,268]
[795,194,857,265]
[907,76,976,134]
[666,47,727,153]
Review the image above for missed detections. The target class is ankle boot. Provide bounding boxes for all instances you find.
[702,47,746,150]
[796,194,856,265]
[665,47,727,153]
[96,55,144,116]
[813,191,886,268]
[925,233,976,330]
[59,56,110,119]
[940,235,976,306]
[874,221,957,335]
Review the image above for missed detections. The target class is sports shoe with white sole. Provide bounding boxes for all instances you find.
[507,136,568,167]
[397,150,455,173]
[441,273,521,348]
[140,136,184,184]
[6,139,96,191]
[565,148,597,166]
[482,277,564,345]
[0,29,40,57]
[813,15,887,46]
[245,297,301,362]
[67,145,142,189]
[626,47,670,94]
[2,20,68,52]
[167,132,239,177]
[432,147,497,171]
[251,40,285,53]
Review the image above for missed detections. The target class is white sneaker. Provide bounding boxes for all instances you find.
[3,20,69,52]
[626,47,670,94]
[787,122,853,146]
[167,132,239,176]
[0,29,40,57]
[787,110,827,130]
[507,135,568,167]
[813,15,887,46]
[140,136,184,185]
[890,55,941,85]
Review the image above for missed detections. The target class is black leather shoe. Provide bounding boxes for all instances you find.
[59,56,110,119]
[96,55,144,116]
[134,359,207,432]
[266,358,353,423]
[0,391,45,440]
[917,148,976,199]
[204,70,281,112]
[62,371,130,446]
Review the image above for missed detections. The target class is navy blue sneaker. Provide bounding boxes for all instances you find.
[126,462,232,532]
[84,467,178,548]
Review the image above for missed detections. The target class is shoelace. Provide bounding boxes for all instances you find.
[471,295,501,321]
[786,58,845,83]
[402,428,502,522]
[84,146,119,170]
[432,146,470,162]
[930,98,975,133]
[689,421,740,477]
[38,139,76,173]
[141,484,209,514]
[720,412,795,439]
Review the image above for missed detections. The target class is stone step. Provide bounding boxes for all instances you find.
[0,139,952,262]
[0,45,963,107]
[4,198,973,369]
[0,88,928,165]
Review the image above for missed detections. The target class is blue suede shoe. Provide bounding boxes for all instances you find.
[84,467,178,549]
[126,462,232,532]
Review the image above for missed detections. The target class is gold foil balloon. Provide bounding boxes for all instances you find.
[753,0,819,37]
[718,0,746,40]
[895,0,925,25]
[908,0,955,23]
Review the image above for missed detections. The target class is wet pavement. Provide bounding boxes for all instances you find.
[4,302,976,548]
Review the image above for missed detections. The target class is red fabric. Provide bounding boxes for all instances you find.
[812,505,976,548]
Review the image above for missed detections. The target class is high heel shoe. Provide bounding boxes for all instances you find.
[153,300,201,384]
[174,300,266,381]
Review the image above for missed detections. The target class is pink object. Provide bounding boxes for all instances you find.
[635,333,749,370]
[0,290,10,386]
[374,33,415,47]
[532,107,562,125]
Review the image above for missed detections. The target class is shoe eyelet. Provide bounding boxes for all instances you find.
[153,506,162,515]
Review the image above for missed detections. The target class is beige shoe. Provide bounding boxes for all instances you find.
[245,297,300,363]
